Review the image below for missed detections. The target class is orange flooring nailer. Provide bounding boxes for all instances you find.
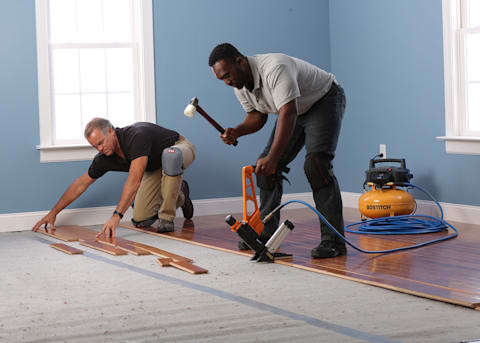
[225,165,294,262]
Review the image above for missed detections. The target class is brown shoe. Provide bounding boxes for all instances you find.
[181,180,194,220]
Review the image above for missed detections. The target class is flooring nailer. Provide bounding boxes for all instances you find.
[225,166,294,262]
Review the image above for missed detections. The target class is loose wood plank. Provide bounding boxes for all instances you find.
[37,225,98,242]
[157,258,173,266]
[97,236,186,259]
[114,242,150,256]
[96,237,150,256]
[79,240,127,256]
[50,243,83,255]
[169,260,208,274]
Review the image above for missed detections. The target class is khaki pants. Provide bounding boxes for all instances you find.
[132,136,195,222]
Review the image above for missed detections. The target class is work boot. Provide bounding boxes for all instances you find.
[311,241,346,258]
[131,214,158,228]
[181,180,194,220]
[157,219,175,233]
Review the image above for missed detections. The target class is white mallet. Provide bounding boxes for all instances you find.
[183,97,238,146]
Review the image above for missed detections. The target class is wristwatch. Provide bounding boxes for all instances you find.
[113,210,124,219]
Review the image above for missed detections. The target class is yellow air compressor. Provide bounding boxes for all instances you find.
[359,158,415,219]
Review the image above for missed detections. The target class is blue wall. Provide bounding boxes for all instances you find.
[330,0,480,205]
[2,0,479,216]
[0,0,330,214]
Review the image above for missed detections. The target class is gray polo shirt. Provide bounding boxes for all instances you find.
[234,53,335,115]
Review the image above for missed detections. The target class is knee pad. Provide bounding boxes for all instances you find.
[162,147,184,176]
[304,152,333,190]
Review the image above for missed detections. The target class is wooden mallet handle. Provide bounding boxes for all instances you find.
[196,104,238,146]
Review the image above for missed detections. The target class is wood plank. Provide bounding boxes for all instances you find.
[79,240,127,256]
[50,243,83,255]
[97,235,188,261]
[114,243,150,256]
[36,225,98,242]
[132,242,191,262]
[169,260,208,274]
[157,258,173,266]
[96,237,150,256]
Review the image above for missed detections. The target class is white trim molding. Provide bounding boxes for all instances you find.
[1,192,478,233]
[436,136,480,155]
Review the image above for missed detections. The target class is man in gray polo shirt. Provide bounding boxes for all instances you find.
[209,43,346,258]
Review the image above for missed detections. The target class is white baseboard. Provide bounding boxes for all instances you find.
[1,192,477,233]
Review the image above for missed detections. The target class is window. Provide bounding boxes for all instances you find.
[439,0,480,154]
[35,0,156,162]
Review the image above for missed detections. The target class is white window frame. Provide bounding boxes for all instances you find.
[437,0,480,154]
[35,0,156,163]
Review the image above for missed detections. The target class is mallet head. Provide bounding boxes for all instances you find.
[184,97,198,118]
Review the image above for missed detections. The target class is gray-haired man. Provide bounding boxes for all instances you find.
[33,118,195,237]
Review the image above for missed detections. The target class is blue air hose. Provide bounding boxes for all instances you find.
[277,183,458,254]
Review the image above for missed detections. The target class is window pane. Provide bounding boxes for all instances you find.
[79,49,106,93]
[52,49,80,94]
[77,0,104,42]
[55,94,82,141]
[103,0,132,42]
[106,48,134,92]
[81,93,107,128]
[468,0,480,28]
[49,0,76,43]
[466,33,480,81]
[467,83,480,131]
[108,93,135,127]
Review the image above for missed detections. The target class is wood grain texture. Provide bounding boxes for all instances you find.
[50,243,83,255]
[37,225,98,242]
[169,260,208,274]
[96,237,150,256]
[79,240,127,256]
[120,209,480,309]
[157,258,173,266]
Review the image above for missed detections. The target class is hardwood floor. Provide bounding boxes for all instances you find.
[119,208,480,310]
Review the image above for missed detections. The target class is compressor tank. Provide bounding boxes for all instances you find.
[359,185,415,219]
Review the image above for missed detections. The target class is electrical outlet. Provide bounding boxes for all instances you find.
[379,144,387,158]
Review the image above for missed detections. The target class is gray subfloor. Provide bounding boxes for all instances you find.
[1,227,479,343]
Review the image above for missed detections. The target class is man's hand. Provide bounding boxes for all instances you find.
[220,128,238,145]
[32,212,57,233]
[96,215,121,238]
[255,155,279,176]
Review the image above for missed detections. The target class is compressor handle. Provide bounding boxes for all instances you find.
[370,158,406,169]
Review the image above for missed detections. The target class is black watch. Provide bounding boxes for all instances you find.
[113,210,124,219]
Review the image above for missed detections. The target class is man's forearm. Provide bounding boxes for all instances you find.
[115,177,141,215]
[234,111,267,137]
[50,176,92,215]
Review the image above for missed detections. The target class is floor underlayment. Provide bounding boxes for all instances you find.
[1,223,480,342]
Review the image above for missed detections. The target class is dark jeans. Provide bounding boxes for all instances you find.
[259,82,346,245]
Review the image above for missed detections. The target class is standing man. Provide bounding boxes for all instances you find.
[32,118,195,237]
[209,43,346,258]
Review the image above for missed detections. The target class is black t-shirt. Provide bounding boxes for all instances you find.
[88,122,180,179]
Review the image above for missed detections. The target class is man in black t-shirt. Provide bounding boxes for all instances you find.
[32,118,196,238]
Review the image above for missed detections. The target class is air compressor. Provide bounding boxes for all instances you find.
[359,158,415,220]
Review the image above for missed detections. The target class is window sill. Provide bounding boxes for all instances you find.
[36,144,97,163]
[436,136,480,155]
